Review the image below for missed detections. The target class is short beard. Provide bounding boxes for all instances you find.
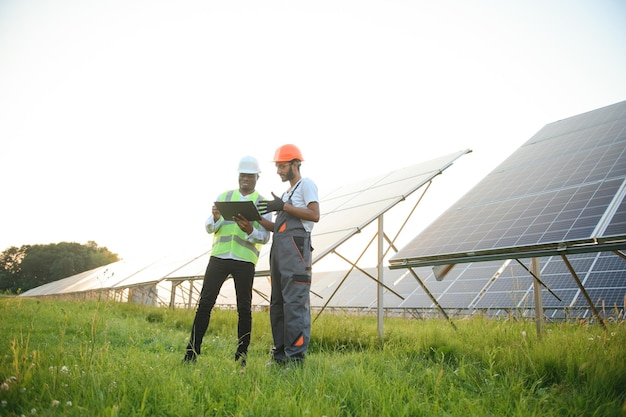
[284,166,295,182]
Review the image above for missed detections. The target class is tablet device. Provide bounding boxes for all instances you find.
[214,200,262,221]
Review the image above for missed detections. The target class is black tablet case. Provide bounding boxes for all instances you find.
[214,200,262,221]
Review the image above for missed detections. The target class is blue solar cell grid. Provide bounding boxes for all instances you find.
[390,100,626,266]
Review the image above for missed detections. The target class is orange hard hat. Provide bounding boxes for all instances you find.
[273,144,304,162]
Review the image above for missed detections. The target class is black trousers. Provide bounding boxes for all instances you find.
[187,256,255,357]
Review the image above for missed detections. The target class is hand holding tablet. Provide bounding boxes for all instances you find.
[214,200,262,221]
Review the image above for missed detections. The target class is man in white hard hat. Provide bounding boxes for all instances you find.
[183,156,273,366]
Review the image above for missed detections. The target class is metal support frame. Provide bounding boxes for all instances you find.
[406,268,457,331]
[561,254,608,331]
[313,181,442,336]
[514,259,561,302]
[314,234,403,322]
[377,215,384,338]
[614,250,626,261]
[531,258,544,340]
[169,278,202,309]
[169,281,181,308]
[168,276,270,310]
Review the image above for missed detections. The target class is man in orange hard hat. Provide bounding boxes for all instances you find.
[258,144,320,365]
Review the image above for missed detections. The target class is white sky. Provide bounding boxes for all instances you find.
[1,0,625,262]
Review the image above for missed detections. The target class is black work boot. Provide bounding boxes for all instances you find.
[235,351,247,367]
[182,345,199,363]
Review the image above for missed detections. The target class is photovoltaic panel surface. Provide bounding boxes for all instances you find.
[253,149,471,274]
[21,150,470,298]
[390,100,626,268]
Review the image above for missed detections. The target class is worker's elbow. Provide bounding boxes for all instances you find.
[307,202,320,222]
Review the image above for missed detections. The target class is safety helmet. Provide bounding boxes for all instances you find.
[237,156,261,174]
[273,144,304,162]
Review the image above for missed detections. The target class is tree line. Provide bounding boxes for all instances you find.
[0,241,119,294]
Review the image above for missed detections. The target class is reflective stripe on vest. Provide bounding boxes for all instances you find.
[211,190,262,263]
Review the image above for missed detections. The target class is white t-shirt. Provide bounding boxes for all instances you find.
[282,177,319,233]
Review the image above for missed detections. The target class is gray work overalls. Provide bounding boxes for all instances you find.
[269,184,312,362]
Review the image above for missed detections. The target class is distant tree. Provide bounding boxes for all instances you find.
[0,246,26,292]
[0,241,119,294]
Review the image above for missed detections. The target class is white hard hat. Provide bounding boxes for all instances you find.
[237,156,261,174]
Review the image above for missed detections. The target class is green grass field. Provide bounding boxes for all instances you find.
[1,297,624,416]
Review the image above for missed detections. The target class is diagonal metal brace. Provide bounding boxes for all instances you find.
[561,254,608,331]
[407,268,457,331]
[514,259,562,302]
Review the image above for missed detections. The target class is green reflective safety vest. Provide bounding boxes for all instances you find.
[212,190,263,264]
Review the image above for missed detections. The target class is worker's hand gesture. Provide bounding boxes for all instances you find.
[233,214,253,234]
[257,192,284,215]
[212,204,221,221]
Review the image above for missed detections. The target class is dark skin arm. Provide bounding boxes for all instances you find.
[234,214,277,235]
[254,202,319,232]
[258,217,275,232]
[284,201,320,223]
[233,214,253,234]
[212,204,221,221]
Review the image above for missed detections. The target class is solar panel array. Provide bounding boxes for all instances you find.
[273,149,472,270]
[20,102,626,319]
[177,252,626,319]
[384,101,626,318]
[21,150,471,300]
[434,252,625,319]
[390,100,626,267]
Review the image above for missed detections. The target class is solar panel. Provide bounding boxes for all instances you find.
[389,100,626,268]
[321,252,620,318]
[161,149,472,285]
[21,149,471,309]
[251,149,471,274]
